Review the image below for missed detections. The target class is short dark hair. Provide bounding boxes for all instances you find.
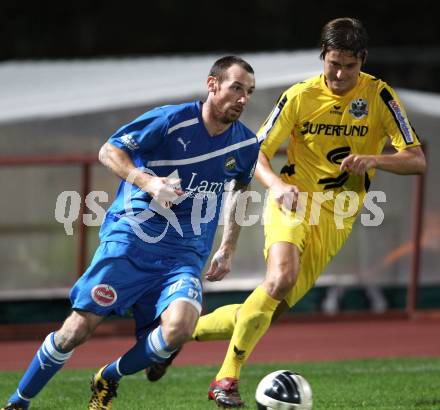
[208,56,254,83]
[320,17,368,63]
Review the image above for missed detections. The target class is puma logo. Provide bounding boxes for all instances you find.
[177,137,191,151]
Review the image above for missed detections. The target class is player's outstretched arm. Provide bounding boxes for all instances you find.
[340,146,426,176]
[205,180,249,282]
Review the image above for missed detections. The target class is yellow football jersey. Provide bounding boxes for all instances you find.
[257,72,421,215]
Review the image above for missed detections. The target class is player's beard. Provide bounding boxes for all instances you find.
[220,106,243,124]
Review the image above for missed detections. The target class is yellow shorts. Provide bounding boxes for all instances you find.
[263,195,355,307]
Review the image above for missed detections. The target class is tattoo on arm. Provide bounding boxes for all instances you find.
[220,180,248,250]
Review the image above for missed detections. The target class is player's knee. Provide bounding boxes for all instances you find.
[264,265,297,299]
[162,308,198,347]
[162,320,195,347]
[161,300,200,347]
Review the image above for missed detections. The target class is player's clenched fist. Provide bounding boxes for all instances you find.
[144,176,184,208]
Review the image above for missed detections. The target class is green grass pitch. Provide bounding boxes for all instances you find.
[1,358,440,409]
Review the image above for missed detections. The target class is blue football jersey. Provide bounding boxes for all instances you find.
[100,101,259,268]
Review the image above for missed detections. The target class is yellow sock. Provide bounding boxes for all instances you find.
[192,304,241,341]
[216,286,280,380]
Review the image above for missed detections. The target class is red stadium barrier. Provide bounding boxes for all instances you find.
[0,154,99,279]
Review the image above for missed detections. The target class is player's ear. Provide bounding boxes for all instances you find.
[207,76,218,94]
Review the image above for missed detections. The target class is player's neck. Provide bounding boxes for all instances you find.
[201,102,233,137]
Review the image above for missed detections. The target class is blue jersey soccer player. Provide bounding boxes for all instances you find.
[2,56,258,410]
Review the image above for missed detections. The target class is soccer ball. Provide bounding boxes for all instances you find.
[255,370,313,409]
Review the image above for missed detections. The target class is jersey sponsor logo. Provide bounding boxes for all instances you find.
[301,122,368,137]
[91,284,117,307]
[224,156,236,170]
[121,167,227,242]
[120,133,139,150]
[349,98,368,119]
[388,99,414,144]
[318,171,349,189]
[326,146,351,164]
[177,137,191,151]
[186,172,229,198]
[318,147,351,189]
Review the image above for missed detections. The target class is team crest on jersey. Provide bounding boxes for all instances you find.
[225,156,236,170]
[91,284,117,307]
[349,98,368,119]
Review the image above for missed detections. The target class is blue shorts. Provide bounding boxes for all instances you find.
[70,241,203,326]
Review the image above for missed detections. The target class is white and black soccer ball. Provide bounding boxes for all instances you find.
[255,370,313,409]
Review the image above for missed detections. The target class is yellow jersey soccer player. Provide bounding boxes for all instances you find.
[148,18,426,408]
[258,58,424,308]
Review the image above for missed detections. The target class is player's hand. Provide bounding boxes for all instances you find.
[340,154,378,175]
[270,179,299,212]
[145,176,184,208]
[205,248,233,282]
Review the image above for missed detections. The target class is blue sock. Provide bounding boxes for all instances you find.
[8,332,73,407]
[103,326,174,381]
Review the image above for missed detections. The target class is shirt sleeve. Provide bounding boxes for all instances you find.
[257,90,295,160]
[107,107,168,156]
[236,156,258,186]
[378,85,421,151]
